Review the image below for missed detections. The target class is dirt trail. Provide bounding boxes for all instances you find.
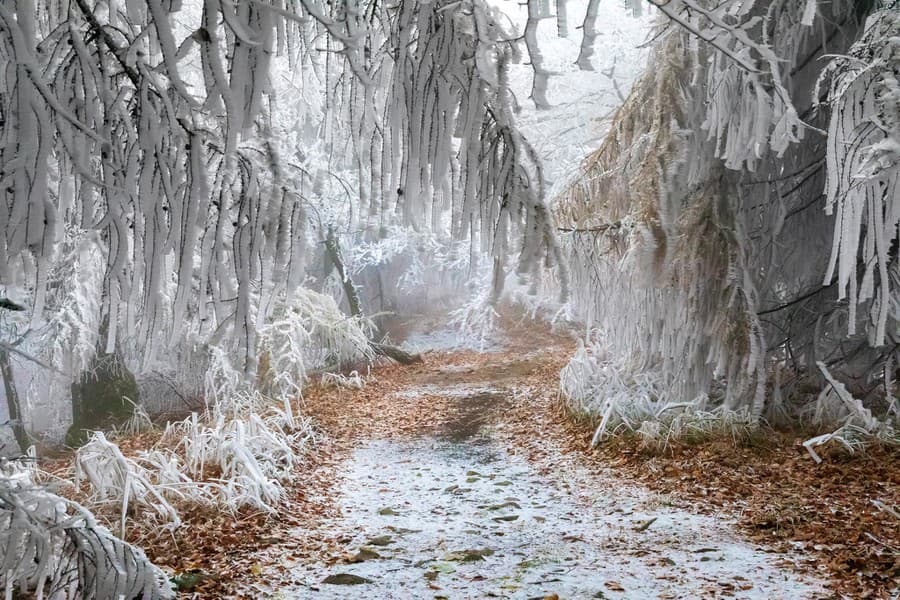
[238,323,825,599]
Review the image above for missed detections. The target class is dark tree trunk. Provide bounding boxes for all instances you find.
[0,348,29,455]
[371,342,423,365]
[0,298,28,454]
[325,226,362,318]
[67,352,138,447]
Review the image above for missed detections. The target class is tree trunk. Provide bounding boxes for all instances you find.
[0,348,29,455]
[370,342,423,365]
[576,0,601,71]
[325,226,362,318]
[526,0,552,110]
[556,0,568,38]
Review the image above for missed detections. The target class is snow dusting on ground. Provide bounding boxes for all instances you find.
[273,382,825,599]
[401,328,508,354]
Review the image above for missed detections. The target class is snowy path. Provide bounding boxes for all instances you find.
[224,325,825,599]
[284,440,821,599]
[244,333,827,600]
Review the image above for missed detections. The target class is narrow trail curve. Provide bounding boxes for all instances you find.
[243,323,826,599]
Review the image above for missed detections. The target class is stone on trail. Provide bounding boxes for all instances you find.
[366,535,394,546]
[431,562,456,574]
[386,525,421,534]
[485,501,521,511]
[322,573,372,585]
[170,569,208,592]
[445,548,495,562]
[346,548,381,563]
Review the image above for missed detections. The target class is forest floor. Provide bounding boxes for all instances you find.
[85,314,898,598]
[175,313,893,600]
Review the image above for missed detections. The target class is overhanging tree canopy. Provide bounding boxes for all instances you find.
[0,0,567,384]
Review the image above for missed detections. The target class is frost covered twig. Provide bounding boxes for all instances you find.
[448,289,501,351]
[76,432,181,533]
[525,0,552,109]
[802,363,899,463]
[0,469,173,599]
[816,10,900,345]
[321,371,366,389]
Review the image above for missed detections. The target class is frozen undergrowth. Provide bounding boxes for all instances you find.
[71,289,374,532]
[0,458,174,599]
[76,433,182,533]
[162,396,313,511]
[562,337,900,455]
[800,363,900,463]
[73,391,316,532]
[560,337,754,449]
[321,371,366,390]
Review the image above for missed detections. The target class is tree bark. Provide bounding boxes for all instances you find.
[526,0,551,110]
[371,342,423,365]
[576,0,601,71]
[0,348,29,455]
[325,226,362,318]
[556,0,568,38]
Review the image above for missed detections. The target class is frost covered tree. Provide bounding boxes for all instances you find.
[0,0,576,444]
[557,0,900,445]
[0,0,588,594]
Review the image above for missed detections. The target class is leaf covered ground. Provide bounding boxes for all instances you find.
[40,316,898,598]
